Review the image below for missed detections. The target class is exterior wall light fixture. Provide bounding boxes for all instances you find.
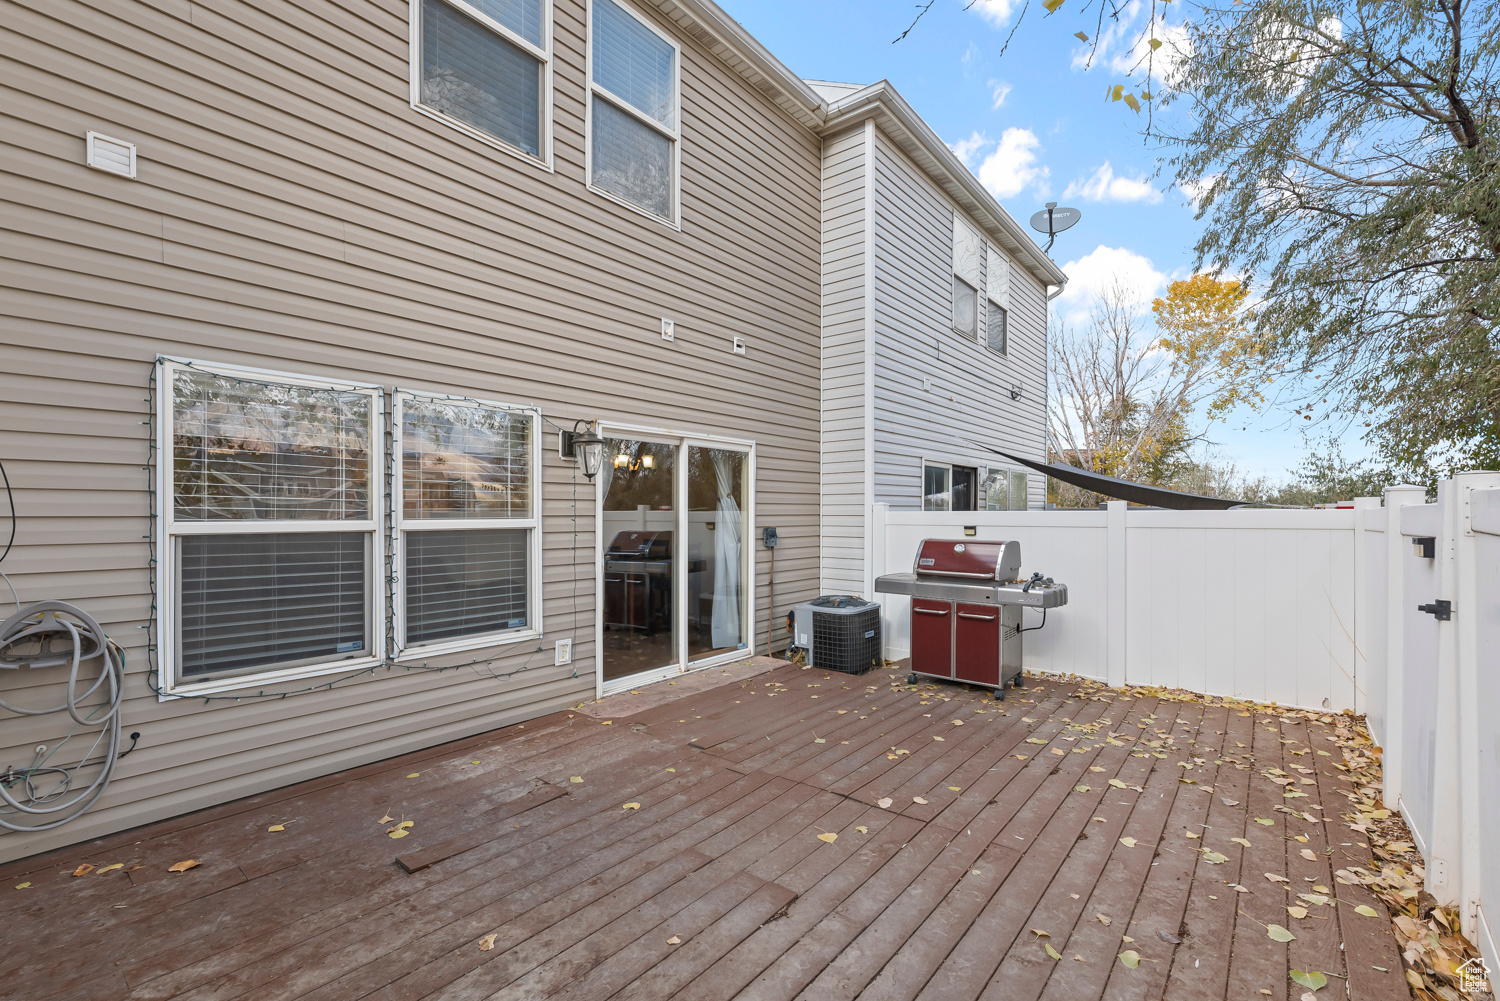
[562,421,605,480]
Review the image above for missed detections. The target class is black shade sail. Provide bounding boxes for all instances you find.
[966,442,1246,511]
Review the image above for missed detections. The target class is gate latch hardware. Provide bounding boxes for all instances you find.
[1417,599,1452,621]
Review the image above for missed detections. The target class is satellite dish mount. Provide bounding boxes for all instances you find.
[1029,202,1082,253]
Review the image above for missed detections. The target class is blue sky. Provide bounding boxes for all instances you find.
[717,0,1355,481]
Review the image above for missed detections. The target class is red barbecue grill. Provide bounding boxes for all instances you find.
[874,539,1068,699]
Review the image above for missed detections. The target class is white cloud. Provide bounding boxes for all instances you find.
[1054,245,1167,322]
[1069,1,1192,87]
[989,80,1012,109]
[950,130,989,169]
[971,0,1019,26]
[961,42,979,67]
[976,127,1050,200]
[1062,161,1162,204]
[1178,173,1220,210]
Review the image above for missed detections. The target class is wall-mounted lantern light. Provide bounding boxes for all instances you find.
[1008,383,1023,401]
[562,421,605,480]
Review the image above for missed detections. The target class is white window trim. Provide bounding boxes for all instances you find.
[154,358,386,699]
[594,422,755,698]
[391,390,544,660]
[584,0,683,229]
[409,0,556,172]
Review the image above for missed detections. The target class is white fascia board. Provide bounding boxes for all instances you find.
[644,0,826,128]
[819,82,1069,290]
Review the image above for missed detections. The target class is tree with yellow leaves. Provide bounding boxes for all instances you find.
[1151,273,1269,422]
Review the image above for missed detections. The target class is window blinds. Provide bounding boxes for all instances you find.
[422,0,542,157]
[405,529,529,644]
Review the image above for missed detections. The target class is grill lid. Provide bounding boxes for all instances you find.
[912,539,1021,582]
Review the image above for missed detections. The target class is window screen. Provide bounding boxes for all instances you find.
[952,276,977,337]
[591,96,672,219]
[420,0,543,157]
[178,533,367,680]
[397,395,537,651]
[405,529,528,643]
[1010,470,1029,510]
[590,0,677,221]
[987,300,1008,355]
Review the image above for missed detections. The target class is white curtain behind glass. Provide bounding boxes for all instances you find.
[710,451,742,649]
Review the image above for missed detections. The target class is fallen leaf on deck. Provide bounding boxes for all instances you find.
[1108,779,1128,789]
[601,720,612,725]
[1026,737,1047,744]
[1045,943,1063,960]
[877,797,893,809]
[378,815,394,824]
[389,829,410,839]
[913,796,928,805]
[1096,914,1111,925]
[570,777,584,784]
[1353,904,1379,917]
[814,738,826,744]
[665,768,676,773]
[855,826,868,834]
[1221,798,1240,806]
[1231,884,1249,893]
[72,864,95,877]
[1014,754,1029,760]
[1299,849,1318,861]
[1030,928,1050,937]
[934,736,946,742]
[1292,834,1309,842]
[949,786,962,791]
[1119,950,1141,969]
[622,803,641,811]
[1157,930,1181,943]
[817,832,838,843]
[14,882,29,889]
[1093,816,1107,823]
[1267,924,1295,942]
[1075,785,1091,793]
[1255,818,1274,825]
[1232,837,1252,848]
[1184,830,1200,839]
[1290,969,1327,990]
[1119,837,1138,848]
[1260,991,1273,996]
[168,860,200,873]
[1121,935,1134,943]
[478,933,498,951]
[666,935,681,944]
[1265,872,1290,883]
[952,720,964,725]
[97,864,123,874]
[1089,766,1106,772]
[268,824,285,833]
[407,773,420,778]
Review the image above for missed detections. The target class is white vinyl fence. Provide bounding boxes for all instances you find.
[871,477,1499,971]
[1361,473,1500,975]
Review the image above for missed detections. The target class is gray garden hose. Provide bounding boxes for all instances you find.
[0,601,124,832]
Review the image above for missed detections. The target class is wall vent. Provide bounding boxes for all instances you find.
[86,132,136,178]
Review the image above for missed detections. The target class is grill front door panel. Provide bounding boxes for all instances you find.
[953,602,1000,686]
[910,598,953,678]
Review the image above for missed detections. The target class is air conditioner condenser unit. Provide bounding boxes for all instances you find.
[790,595,883,675]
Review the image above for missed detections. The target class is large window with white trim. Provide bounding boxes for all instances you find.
[393,393,541,654]
[587,0,680,224]
[160,361,384,693]
[412,0,552,163]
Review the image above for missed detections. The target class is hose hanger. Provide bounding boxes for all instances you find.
[0,601,126,832]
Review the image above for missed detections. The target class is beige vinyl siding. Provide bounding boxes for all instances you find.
[869,129,1048,508]
[0,0,820,862]
[818,125,869,596]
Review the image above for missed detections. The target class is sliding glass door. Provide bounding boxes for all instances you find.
[599,432,751,689]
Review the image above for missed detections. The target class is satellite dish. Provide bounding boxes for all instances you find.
[1029,202,1081,252]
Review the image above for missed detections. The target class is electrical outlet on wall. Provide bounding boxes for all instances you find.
[661,319,674,342]
[555,639,572,666]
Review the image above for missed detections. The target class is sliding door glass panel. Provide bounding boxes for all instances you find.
[687,446,746,661]
[923,464,951,511]
[601,438,677,681]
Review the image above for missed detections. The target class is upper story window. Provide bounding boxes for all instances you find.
[412,0,552,165]
[952,216,981,339]
[588,0,681,225]
[986,241,1011,356]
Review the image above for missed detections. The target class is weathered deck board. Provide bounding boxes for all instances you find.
[8,664,1416,1001]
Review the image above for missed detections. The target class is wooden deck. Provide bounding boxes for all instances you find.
[2,664,1416,1001]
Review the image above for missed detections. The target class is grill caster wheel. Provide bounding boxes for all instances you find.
[993,687,1006,701]
[907,673,918,685]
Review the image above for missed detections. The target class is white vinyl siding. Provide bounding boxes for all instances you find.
[393,392,543,657]
[158,360,385,695]
[586,0,681,225]
[410,0,554,167]
[870,131,1047,511]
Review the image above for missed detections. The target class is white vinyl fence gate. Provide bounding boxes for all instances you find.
[869,479,1499,971]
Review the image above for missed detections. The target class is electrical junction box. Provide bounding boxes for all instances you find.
[661,319,674,341]
[554,639,572,666]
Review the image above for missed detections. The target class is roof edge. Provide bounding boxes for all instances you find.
[821,82,1068,288]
